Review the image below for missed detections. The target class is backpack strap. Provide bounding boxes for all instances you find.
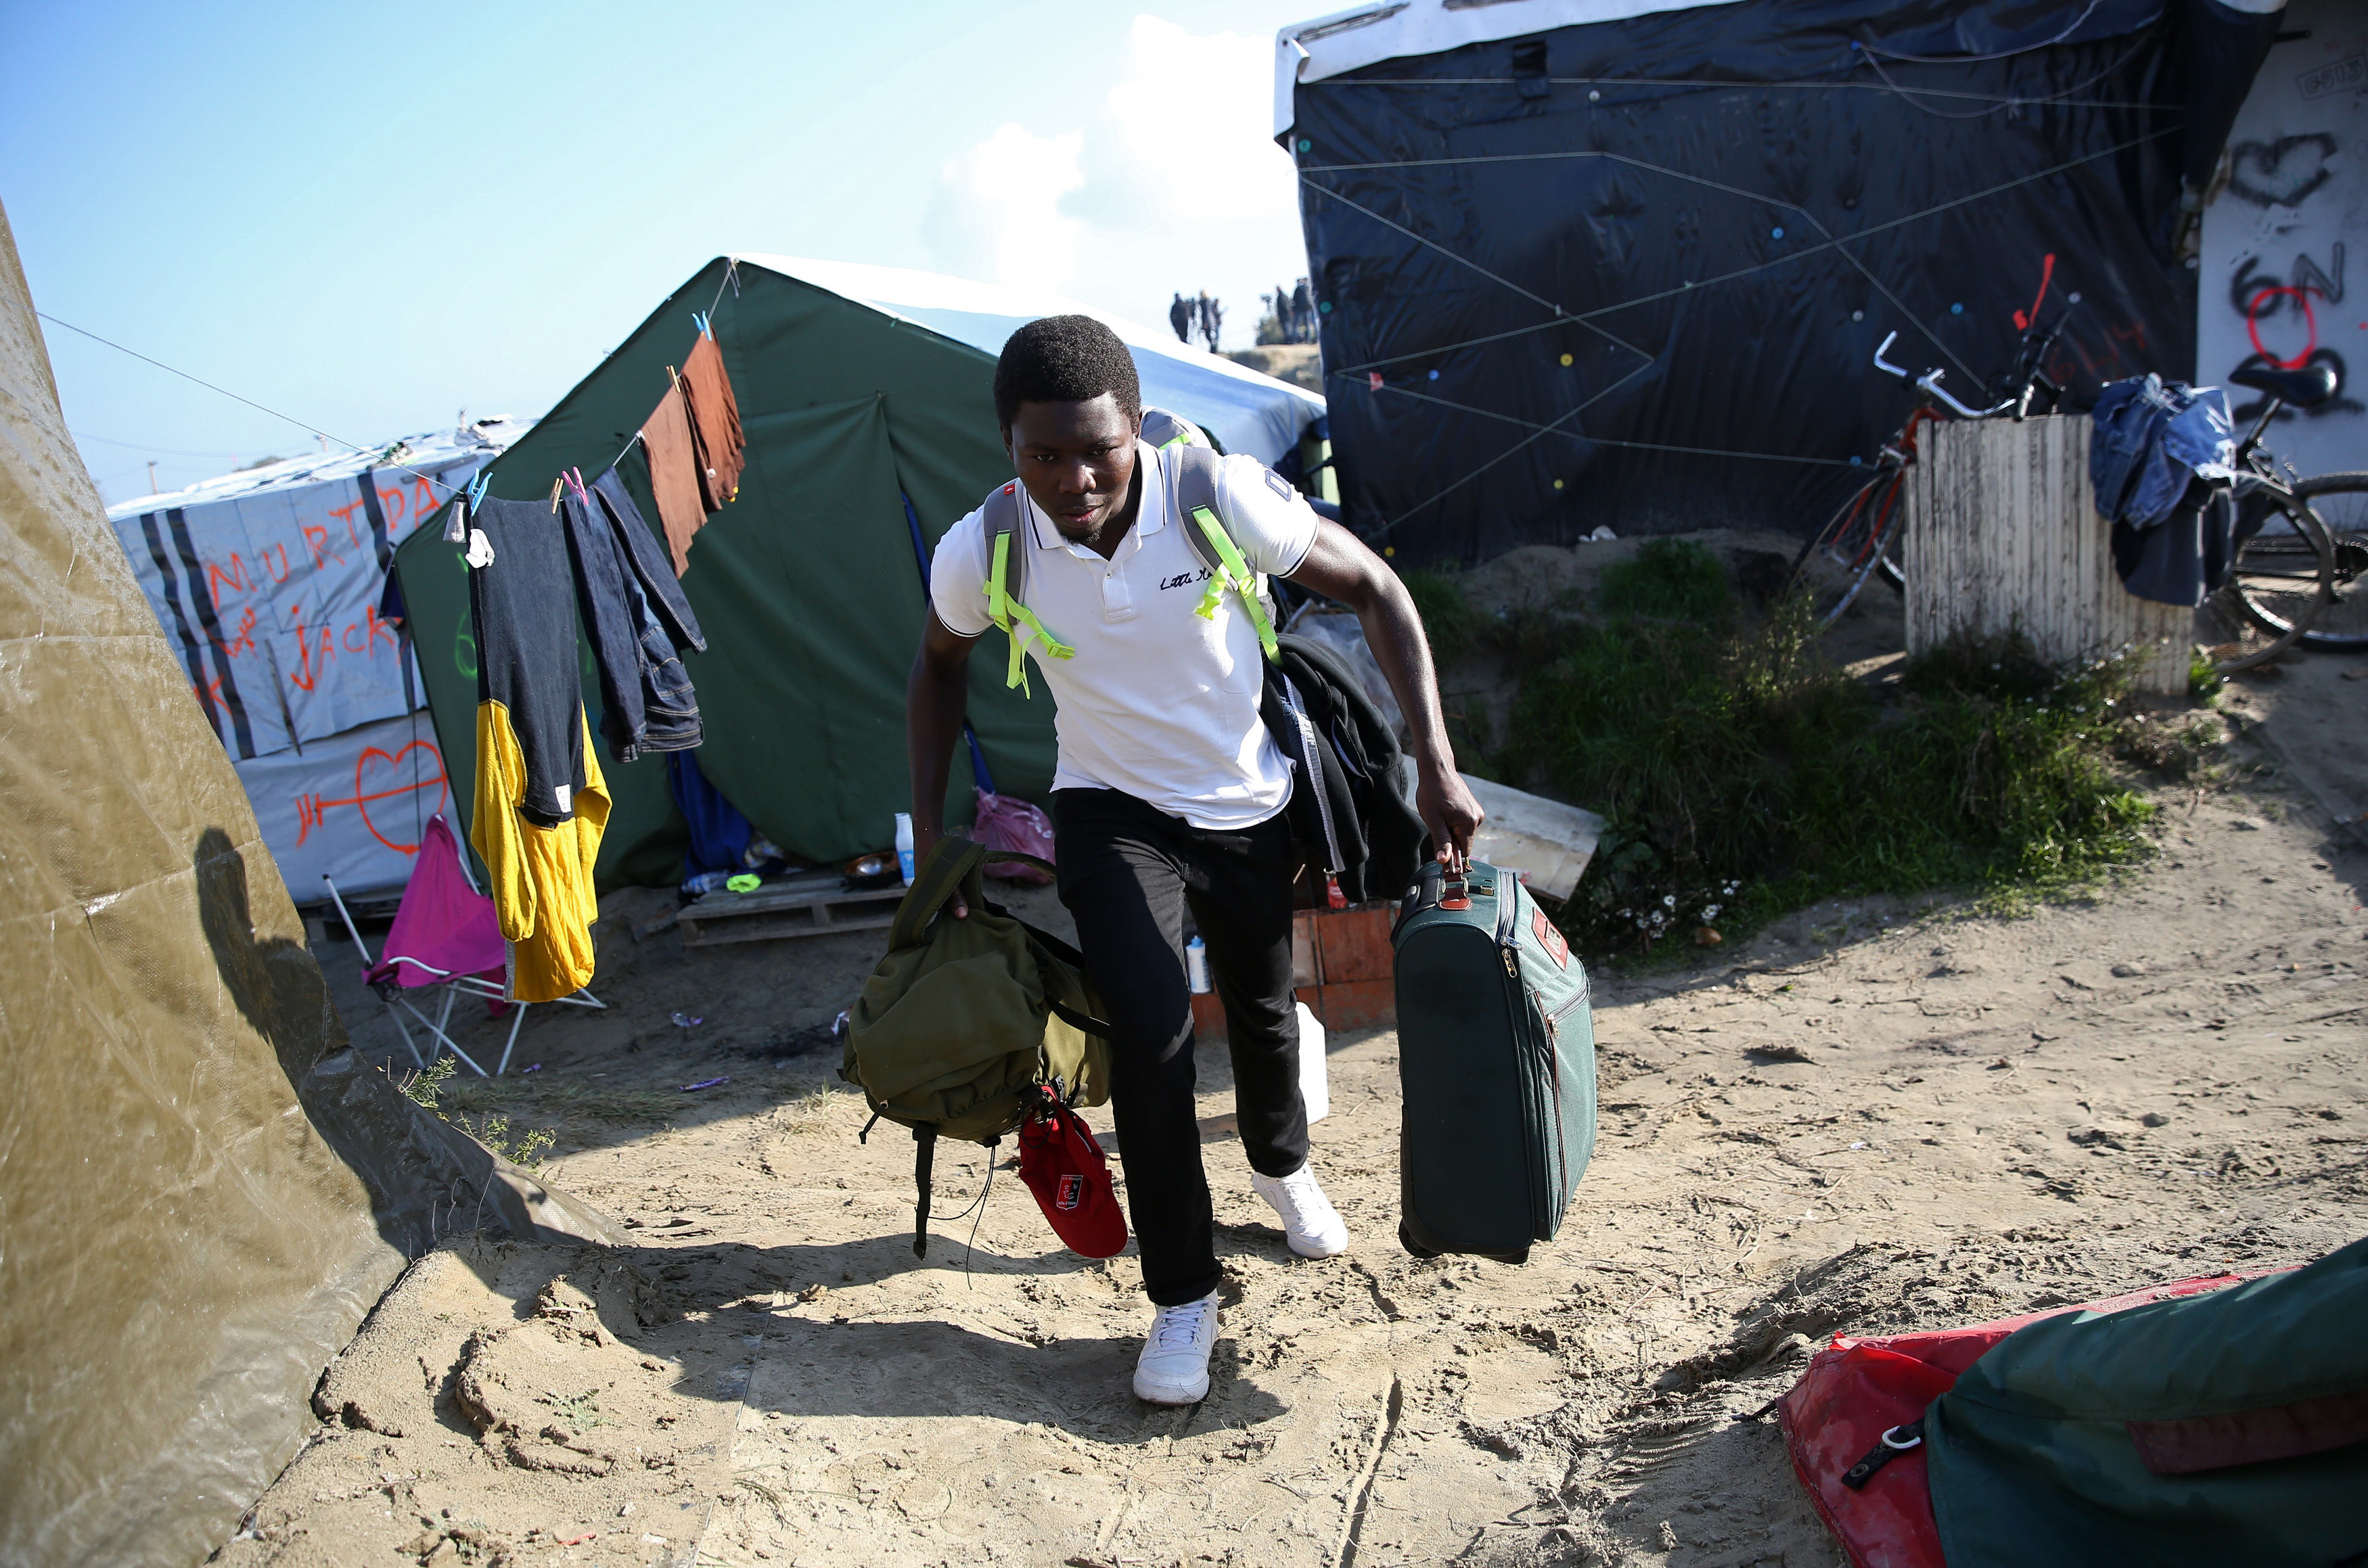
[979,482,1072,694]
[887,840,1059,951]
[888,835,988,950]
[1139,407,1207,452]
[1171,445,1281,662]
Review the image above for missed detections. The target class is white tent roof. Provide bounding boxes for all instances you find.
[102,416,532,519]
[734,254,1325,467]
[1273,0,1741,134]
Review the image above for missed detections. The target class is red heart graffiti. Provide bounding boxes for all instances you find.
[355,741,450,854]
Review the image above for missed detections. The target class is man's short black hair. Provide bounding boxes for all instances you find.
[994,315,1141,432]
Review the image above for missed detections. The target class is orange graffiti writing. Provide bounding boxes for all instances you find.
[204,553,252,612]
[326,495,365,549]
[293,739,448,853]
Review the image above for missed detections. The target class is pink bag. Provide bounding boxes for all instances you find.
[974,789,1055,885]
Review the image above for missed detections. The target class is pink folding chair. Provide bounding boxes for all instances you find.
[322,813,604,1076]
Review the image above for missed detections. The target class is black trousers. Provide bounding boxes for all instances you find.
[1051,788,1308,1306]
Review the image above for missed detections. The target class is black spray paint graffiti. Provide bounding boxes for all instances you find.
[2225,134,2340,209]
[2225,244,2356,421]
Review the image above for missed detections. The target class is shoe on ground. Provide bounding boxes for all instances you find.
[1134,1291,1219,1404]
[1252,1162,1350,1259]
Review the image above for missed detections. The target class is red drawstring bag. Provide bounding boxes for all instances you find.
[1017,1099,1126,1258]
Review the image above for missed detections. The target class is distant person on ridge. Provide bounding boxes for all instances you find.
[1169,292,1191,344]
[1203,297,1224,353]
[906,316,1480,1405]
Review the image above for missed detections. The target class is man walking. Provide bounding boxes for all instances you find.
[907,316,1480,1405]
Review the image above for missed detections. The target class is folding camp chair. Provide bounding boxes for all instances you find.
[322,813,604,1076]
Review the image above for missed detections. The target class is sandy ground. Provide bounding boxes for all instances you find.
[237,628,2368,1568]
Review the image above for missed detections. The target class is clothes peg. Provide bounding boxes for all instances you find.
[666,365,679,389]
[549,476,564,512]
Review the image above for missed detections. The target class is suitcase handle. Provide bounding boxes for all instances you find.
[1439,852,1472,912]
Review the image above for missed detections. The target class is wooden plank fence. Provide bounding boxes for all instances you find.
[1904,415,2190,695]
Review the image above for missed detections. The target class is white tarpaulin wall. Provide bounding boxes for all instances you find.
[231,708,454,899]
[105,423,523,896]
[742,255,1327,465]
[2197,0,2363,481]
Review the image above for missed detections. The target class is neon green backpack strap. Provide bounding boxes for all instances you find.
[979,482,1072,694]
[1171,444,1281,662]
[1140,407,1210,453]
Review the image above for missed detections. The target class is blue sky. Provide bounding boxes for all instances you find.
[1,1,1323,505]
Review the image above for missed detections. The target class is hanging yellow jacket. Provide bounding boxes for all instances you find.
[472,702,609,1003]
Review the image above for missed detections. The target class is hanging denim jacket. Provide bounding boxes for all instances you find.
[2091,375,2237,607]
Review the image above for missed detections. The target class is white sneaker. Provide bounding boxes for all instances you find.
[1252,1163,1350,1259]
[1133,1291,1219,1404]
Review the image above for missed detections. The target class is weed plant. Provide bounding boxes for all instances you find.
[1476,540,2164,958]
[393,1055,557,1170]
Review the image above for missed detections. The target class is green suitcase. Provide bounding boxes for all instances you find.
[1393,859,1597,1262]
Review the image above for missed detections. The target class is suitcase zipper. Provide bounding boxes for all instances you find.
[1541,988,1588,1040]
[1531,989,1585,1232]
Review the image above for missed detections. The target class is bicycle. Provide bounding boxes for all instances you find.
[2202,360,2365,663]
[1789,325,2057,626]
[1796,333,2357,674]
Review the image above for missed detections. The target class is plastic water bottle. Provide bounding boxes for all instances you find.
[681,870,735,897]
[1185,936,1211,993]
[894,812,915,885]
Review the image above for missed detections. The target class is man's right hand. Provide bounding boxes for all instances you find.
[908,612,981,922]
[911,822,967,919]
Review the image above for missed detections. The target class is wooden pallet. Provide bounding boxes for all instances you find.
[675,875,905,947]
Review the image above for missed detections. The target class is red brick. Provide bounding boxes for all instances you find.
[1313,906,1394,983]
[1290,911,1321,986]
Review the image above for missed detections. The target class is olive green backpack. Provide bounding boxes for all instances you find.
[842,836,1112,1255]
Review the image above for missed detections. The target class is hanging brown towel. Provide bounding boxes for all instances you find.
[641,382,705,577]
[679,333,745,512]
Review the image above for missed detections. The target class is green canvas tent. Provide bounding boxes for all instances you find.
[392,254,1325,885]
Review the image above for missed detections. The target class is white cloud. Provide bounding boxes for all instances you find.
[922,123,1088,293]
[922,14,1308,350]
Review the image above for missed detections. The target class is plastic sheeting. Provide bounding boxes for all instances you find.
[2194,0,2367,484]
[232,708,455,899]
[102,421,524,900]
[1284,0,2285,564]
[751,254,1327,465]
[104,428,518,759]
[0,204,609,1568]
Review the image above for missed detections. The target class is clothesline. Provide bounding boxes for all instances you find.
[35,311,484,506]
[39,255,748,524]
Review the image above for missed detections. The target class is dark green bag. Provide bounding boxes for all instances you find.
[1393,859,1596,1263]
[842,837,1111,1255]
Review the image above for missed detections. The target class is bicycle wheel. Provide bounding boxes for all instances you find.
[2290,472,2368,651]
[2207,490,2333,673]
[1790,469,1904,625]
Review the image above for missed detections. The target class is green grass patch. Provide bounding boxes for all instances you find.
[2188,650,2225,703]
[1401,567,1483,662]
[1493,542,2166,959]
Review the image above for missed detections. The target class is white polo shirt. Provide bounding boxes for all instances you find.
[930,441,1321,830]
